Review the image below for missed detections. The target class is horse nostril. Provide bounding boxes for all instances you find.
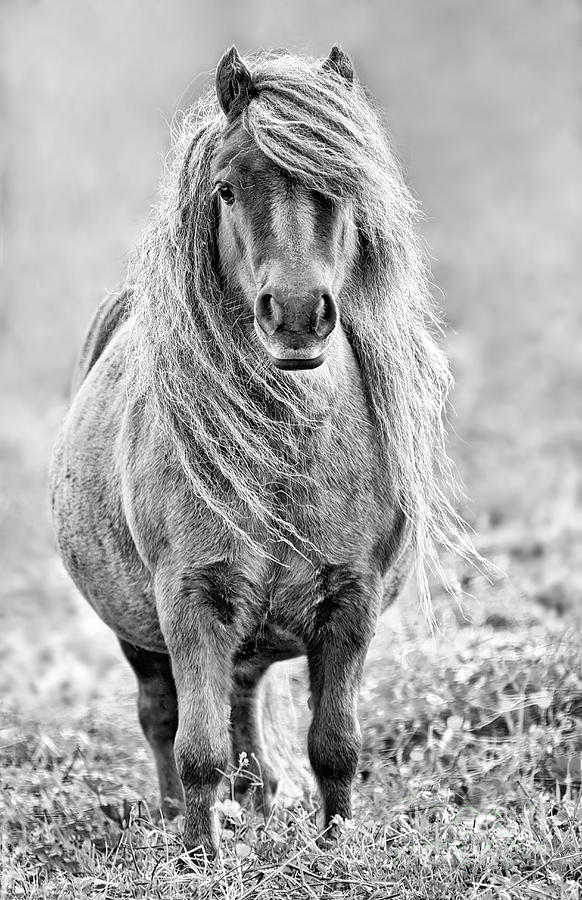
[255,294,276,334]
[255,293,278,336]
[313,293,338,339]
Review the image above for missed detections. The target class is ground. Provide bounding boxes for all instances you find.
[3,569,582,898]
[1,0,581,897]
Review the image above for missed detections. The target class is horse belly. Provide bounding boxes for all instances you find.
[50,343,166,652]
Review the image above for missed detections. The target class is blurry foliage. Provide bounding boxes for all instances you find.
[0,0,581,896]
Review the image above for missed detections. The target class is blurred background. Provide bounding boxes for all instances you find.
[1,0,581,721]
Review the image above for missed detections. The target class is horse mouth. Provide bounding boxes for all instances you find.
[268,352,326,371]
[254,321,334,371]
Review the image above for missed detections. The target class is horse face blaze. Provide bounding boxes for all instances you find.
[213,135,355,371]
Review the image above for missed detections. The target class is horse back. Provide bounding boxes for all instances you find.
[72,289,130,394]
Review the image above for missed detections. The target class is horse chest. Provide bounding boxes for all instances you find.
[280,426,389,559]
[229,469,393,649]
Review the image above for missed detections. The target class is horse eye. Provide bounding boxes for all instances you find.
[217,184,235,206]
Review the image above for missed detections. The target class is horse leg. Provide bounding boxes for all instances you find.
[230,664,278,812]
[156,565,236,855]
[306,570,378,835]
[118,640,183,817]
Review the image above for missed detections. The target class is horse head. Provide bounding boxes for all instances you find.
[211,46,357,371]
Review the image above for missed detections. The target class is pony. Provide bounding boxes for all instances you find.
[50,45,474,856]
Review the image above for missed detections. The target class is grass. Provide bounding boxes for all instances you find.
[3,561,582,898]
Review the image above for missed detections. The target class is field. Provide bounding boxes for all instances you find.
[1,0,581,897]
[4,575,582,898]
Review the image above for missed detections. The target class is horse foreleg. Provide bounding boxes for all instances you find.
[156,569,234,856]
[306,571,378,835]
[119,640,183,818]
[230,664,278,813]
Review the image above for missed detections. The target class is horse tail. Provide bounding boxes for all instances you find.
[258,661,311,804]
[72,289,130,395]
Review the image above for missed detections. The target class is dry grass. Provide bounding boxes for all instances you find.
[2,466,582,899]
[3,546,582,898]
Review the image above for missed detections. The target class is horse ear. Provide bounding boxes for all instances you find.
[216,46,255,116]
[322,44,354,86]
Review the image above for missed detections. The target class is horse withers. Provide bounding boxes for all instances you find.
[50,46,472,856]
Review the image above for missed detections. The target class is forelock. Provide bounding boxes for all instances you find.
[243,53,377,198]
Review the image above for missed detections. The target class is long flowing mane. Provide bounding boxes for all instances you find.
[127,50,477,606]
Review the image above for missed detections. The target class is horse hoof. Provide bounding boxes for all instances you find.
[161,798,185,820]
[233,777,278,815]
[317,820,343,849]
[176,845,214,872]
[316,834,336,850]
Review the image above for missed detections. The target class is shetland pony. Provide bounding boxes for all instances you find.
[50,45,473,855]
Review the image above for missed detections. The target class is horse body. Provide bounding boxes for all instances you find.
[52,314,404,656]
[51,300,407,849]
[51,46,471,855]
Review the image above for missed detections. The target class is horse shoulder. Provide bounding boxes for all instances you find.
[118,398,237,575]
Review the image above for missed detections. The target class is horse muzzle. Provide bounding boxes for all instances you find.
[254,288,338,371]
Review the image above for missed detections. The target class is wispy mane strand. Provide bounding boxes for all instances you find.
[127,50,479,608]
